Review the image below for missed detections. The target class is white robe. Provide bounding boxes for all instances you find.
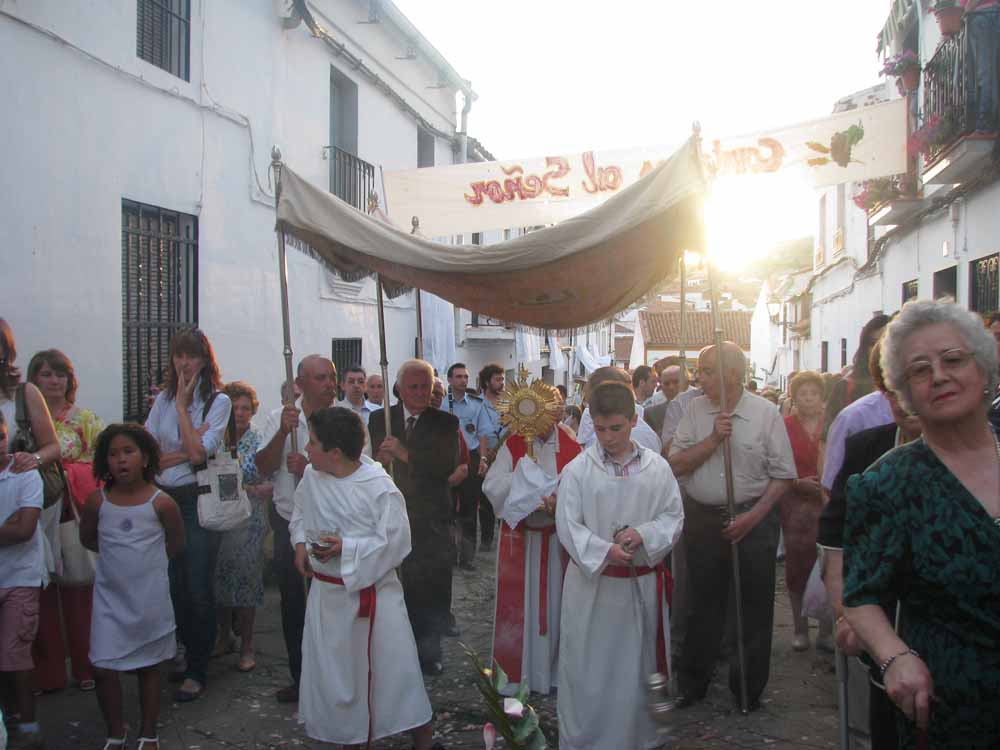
[555,443,684,750]
[482,429,573,696]
[289,461,431,745]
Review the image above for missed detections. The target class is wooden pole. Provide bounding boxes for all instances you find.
[375,273,394,480]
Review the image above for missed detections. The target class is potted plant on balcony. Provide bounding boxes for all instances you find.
[907,112,959,159]
[881,50,921,93]
[852,174,918,213]
[932,0,965,37]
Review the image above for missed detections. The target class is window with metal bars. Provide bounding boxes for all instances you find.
[136,0,191,81]
[121,200,198,423]
[821,341,829,373]
[331,339,362,387]
[902,279,919,306]
[969,253,999,314]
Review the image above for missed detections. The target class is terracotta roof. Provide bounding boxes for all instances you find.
[638,309,752,351]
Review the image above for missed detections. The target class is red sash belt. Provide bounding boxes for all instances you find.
[493,521,565,684]
[313,572,377,749]
[595,561,673,678]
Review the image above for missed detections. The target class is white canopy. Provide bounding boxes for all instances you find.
[276,138,706,330]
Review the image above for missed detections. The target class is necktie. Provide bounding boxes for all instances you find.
[405,416,416,443]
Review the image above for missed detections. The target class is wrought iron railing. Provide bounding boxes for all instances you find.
[470,313,513,328]
[921,21,974,163]
[330,146,376,212]
[970,253,999,314]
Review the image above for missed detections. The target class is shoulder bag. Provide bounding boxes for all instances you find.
[12,383,67,506]
[54,498,97,586]
[194,392,252,532]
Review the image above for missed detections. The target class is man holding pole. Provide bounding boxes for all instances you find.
[668,342,796,710]
[255,355,338,704]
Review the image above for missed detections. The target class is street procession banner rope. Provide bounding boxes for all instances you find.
[276,138,707,331]
[383,98,908,237]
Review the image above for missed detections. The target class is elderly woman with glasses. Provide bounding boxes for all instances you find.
[842,300,1000,749]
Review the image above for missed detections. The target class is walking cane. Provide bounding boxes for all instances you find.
[706,259,751,715]
[836,649,850,749]
[270,146,298,454]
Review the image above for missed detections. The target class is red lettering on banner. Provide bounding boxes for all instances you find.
[702,138,786,179]
[581,151,624,194]
[464,156,574,206]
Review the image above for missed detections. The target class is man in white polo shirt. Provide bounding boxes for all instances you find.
[668,342,796,710]
[255,355,338,704]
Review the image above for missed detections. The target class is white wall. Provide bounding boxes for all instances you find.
[0,0,466,421]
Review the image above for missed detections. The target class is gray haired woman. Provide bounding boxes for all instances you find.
[841,299,1000,749]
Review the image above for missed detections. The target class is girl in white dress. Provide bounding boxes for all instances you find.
[80,424,184,750]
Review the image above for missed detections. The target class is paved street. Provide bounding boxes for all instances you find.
[37,549,840,750]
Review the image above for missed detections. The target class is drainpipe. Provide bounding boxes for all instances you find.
[454,88,474,350]
[458,89,473,164]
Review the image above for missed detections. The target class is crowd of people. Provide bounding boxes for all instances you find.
[0,301,998,750]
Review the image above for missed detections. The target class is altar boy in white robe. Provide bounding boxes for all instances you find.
[555,381,684,750]
[482,419,581,696]
[290,407,440,750]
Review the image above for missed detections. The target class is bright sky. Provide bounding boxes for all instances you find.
[394,1,892,268]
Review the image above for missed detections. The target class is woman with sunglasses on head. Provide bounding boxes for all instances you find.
[842,299,1000,749]
[144,329,231,703]
[26,349,104,693]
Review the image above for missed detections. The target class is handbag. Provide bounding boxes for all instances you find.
[54,497,97,586]
[12,383,67,506]
[194,392,251,532]
[802,557,834,622]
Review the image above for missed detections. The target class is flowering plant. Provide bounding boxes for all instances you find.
[881,50,920,77]
[852,174,918,211]
[464,644,547,750]
[907,113,958,156]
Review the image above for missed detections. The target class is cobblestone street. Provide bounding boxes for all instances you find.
[37,548,840,750]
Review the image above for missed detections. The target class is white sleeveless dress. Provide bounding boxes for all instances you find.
[90,488,176,670]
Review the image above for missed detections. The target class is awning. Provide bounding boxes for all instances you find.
[275,138,706,330]
[877,0,917,55]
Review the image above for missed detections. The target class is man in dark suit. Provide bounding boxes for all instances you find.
[370,359,459,675]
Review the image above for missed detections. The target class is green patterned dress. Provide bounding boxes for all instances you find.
[843,435,1000,749]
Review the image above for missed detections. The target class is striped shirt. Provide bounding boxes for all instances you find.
[601,441,644,477]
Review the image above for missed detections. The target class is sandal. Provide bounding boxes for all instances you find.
[137,737,159,750]
[79,679,96,692]
[102,733,127,750]
[174,678,204,703]
[237,655,256,673]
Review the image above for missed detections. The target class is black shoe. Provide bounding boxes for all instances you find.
[675,694,703,709]
[446,614,461,638]
[459,561,475,572]
[421,660,444,676]
[743,698,762,713]
[275,684,299,703]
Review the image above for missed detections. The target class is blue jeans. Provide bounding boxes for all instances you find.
[165,483,221,686]
[969,8,1000,131]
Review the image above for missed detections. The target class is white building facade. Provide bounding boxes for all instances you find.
[0,1,589,422]
[752,6,999,387]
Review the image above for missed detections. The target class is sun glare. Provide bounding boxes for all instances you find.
[704,173,815,273]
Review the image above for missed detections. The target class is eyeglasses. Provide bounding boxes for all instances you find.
[903,348,974,385]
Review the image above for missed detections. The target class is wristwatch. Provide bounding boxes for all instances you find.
[33,453,43,468]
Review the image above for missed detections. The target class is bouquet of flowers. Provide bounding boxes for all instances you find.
[881,50,920,77]
[463,644,547,750]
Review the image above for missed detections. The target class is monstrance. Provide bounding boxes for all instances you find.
[495,367,563,459]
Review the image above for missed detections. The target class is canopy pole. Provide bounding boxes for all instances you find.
[707,258,750,716]
[411,217,424,359]
[679,255,688,372]
[375,273,394,480]
[271,146,298,453]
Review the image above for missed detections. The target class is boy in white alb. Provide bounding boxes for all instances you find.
[290,407,442,750]
[556,381,684,750]
[0,410,46,749]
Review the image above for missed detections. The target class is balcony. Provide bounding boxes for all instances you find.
[920,20,997,184]
[329,146,376,212]
[466,312,514,341]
